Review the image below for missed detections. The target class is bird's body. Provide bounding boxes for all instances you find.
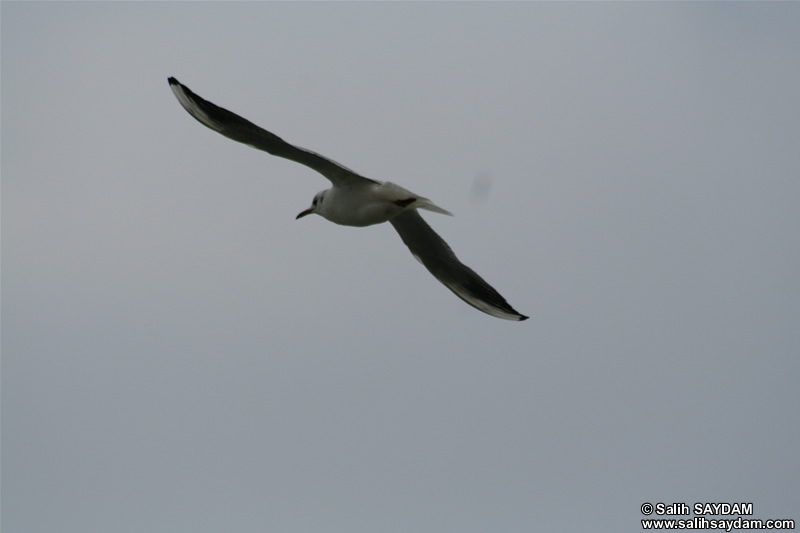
[168,77,527,321]
[303,181,452,227]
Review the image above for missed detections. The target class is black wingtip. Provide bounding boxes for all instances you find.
[518,315,529,322]
[168,76,179,86]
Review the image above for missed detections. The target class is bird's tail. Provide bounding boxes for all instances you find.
[415,197,454,217]
[379,182,454,216]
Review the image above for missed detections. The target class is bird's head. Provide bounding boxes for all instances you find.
[296,190,326,220]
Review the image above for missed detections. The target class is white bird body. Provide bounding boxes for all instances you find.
[168,77,527,321]
[303,181,453,227]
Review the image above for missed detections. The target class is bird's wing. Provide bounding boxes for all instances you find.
[389,211,528,321]
[168,77,377,187]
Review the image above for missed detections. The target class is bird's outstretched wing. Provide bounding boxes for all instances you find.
[390,211,528,321]
[168,77,376,187]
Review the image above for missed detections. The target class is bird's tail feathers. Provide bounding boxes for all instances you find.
[415,198,454,217]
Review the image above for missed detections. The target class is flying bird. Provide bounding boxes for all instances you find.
[168,77,527,321]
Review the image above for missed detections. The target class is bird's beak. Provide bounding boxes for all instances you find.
[296,208,313,220]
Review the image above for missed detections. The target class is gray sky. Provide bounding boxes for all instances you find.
[3,2,799,532]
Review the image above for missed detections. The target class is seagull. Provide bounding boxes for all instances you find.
[168,77,528,321]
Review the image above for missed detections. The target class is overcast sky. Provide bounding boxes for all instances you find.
[3,2,799,532]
